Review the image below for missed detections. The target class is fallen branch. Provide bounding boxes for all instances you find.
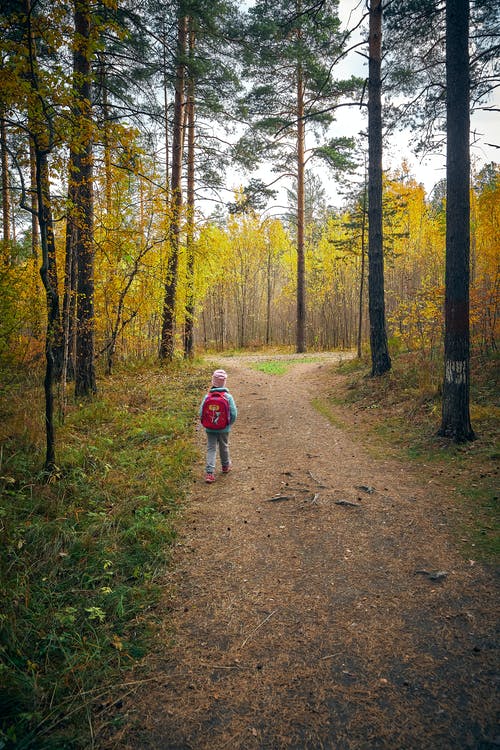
[335,500,360,507]
[265,494,292,502]
[303,493,320,504]
[199,662,244,670]
[415,569,448,581]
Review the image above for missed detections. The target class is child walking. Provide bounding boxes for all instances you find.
[199,369,237,483]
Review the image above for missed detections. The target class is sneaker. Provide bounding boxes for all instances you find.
[205,472,215,483]
[222,462,232,474]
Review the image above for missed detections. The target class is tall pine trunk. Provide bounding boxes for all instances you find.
[367,0,391,376]
[358,174,368,359]
[437,0,475,442]
[163,17,170,203]
[296,58,306,353]
[73,0,96,397]
[266,232,273,346]
[160,14,187,361]
[184,19,195,359]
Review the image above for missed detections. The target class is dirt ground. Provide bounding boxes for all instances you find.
[102,355,498,750]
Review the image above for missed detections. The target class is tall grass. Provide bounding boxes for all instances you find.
[0,359,208,749]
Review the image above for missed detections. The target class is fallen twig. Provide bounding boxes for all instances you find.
[265,494,292,502]
[307,470,327,487]
[335,500,360,507]
[199,662,244,670]
[240,609,278,649]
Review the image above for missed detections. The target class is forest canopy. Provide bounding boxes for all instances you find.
[0,0,498,368]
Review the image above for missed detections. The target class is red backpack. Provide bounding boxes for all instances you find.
[201,391,230,430]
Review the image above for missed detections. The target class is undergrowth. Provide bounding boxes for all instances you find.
[320,350,499,563]
[0,359,208,749]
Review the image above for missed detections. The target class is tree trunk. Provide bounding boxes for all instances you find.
[184,20,195,359]
[437,0,475,442]
[29,137,39,257]
[160,14,187,361]
[266,240,272,346]
[296,57,306,353]
[101,59,112,215]
[61,157,78,405]
[22,0,62,469]
[36,149,61,469]
[368,0,391,375]
[163,17,170,204]
[358,171,368,359]
[73,0,96,397]
[1,115,11,265]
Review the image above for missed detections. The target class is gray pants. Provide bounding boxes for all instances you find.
[205,431,230,473]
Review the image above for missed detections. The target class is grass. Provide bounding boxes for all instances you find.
[0,358,208,749]
[250,356,325,376]
[317,350,499,563]
[251,360,290,375]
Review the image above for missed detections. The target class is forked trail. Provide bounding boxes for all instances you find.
[104,355,497,750]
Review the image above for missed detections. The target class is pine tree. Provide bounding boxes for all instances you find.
[239,0,360,353]
[438,0,475,442]
[159,11,187,361]
[73,0,97,397]
[367,0,391,375]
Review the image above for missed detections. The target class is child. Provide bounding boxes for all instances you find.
[199,369,237,483]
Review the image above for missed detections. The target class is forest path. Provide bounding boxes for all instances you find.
[105,355,497,750]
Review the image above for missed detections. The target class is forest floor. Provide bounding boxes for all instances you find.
[102,353,498,750]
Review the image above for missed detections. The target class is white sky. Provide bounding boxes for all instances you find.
[332,0,499,199]
[222,1,498,214]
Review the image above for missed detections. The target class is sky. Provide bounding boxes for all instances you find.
[332,0,499,200]
[225,0,499,214]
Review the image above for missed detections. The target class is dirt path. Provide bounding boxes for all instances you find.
[105,356,498,750]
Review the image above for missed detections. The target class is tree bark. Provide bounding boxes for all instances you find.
[1,115,11,265]
[22,0,62,469]
[100,58,112,215]
[296,57,306,353]
[29,137,39,258]
[266,230,273,346]
[36,148,61,469]
[73,0,96,397]
[160,14,187,361]
[184,19,195,359]
[163,16,170,205]
[62,156,78,389]
[437,0,475,442]
[358,174,368,359]
[368,0,391,375]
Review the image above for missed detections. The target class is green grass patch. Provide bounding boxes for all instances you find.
[251,360,290,375]
[319,350,499,564]
[251,356,322,376]
[0,359,208,749]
